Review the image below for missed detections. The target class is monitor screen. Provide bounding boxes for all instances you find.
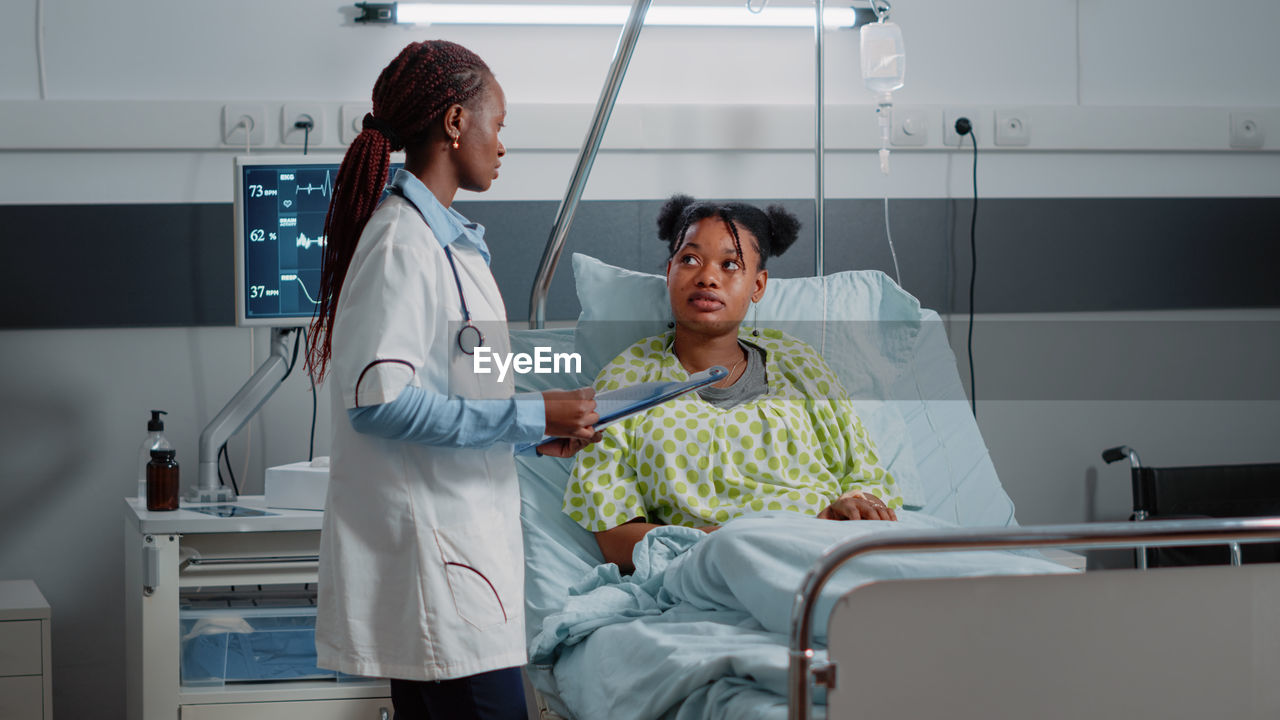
[233,155,401,327]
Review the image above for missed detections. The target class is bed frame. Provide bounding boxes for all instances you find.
[790,517,1280,720]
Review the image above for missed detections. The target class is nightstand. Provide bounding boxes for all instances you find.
[0,580,52,720]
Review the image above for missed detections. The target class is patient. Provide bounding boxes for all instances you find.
[563,194,903,571]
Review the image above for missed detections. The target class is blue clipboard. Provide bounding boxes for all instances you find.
[517,365,728,454]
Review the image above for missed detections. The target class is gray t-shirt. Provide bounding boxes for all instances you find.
[697,340,768,409]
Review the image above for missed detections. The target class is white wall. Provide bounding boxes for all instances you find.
[1,1,1278,718]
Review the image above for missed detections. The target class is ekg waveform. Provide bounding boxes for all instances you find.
[296,170,334,198]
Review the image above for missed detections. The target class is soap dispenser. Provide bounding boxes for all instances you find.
[138,410,174,500]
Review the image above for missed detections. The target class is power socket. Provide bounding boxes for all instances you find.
[341,104,372,145]
[994,108,1030,146]
[282,104,325,146]
[944,108,983,146]
[891,108,930,147]
[1229,112,1265,149]
[222,104,266,147]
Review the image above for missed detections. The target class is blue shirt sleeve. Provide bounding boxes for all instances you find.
[348,385,546,450]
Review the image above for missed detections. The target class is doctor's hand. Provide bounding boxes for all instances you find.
[536,434,604,458]
[542,387,600,441]
[818,492,898,522]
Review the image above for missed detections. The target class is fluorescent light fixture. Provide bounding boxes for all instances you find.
[355,2,858,28]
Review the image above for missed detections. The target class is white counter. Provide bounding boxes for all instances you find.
[123,496,323,535]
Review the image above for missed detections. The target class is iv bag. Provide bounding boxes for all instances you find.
[860,21,905,94]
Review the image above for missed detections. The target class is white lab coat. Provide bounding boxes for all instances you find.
[315,194,526,681]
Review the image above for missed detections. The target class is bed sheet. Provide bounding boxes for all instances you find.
[524,511,1071,720]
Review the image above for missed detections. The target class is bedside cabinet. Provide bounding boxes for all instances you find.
[124,498,390,719]
[0,580,52,720]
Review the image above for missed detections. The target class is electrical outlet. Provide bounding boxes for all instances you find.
[282,104,325,146]
[222,104,266,147]
[994,108,1030,146]
[944,108,983,147]
[891,108,929,147]
[341,104,372,145]
[1229,112,1265,149]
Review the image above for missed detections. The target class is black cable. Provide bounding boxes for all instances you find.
[966,130,979,418]
[280,328,303,382]
[219,443,240,496]
[304,328,317,462]
[295,118,314,156]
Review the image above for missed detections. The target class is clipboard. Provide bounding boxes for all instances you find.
[518,365,728,454]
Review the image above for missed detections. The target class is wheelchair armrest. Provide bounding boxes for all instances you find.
[1102,445,1142,468]
[1103,446,1129,464]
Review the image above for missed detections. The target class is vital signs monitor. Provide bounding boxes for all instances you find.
[233,155,401,326]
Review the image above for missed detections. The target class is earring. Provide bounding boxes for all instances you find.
[451,137,460,150]
[750,300,760,336]
[667,321,675,329]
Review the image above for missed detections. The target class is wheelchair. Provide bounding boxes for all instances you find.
[1103,445,1280,568]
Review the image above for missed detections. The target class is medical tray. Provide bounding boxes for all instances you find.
[178,605,353,686]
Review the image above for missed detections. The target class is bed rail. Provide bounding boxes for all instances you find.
[787,516,1280,720]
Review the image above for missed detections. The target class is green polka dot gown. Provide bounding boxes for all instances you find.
[563,329,903,531]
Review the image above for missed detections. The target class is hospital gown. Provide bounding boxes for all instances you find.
[563,328,903,531]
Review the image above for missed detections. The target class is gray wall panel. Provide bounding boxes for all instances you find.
[1,198,1276,328]
[0,203,235,328]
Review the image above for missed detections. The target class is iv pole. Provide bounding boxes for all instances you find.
[529,0,653,328]
[814,0,825,276]
[528,0,840,323]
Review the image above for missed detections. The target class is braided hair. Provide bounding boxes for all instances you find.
[656,194,800,270]
[307,40,491,380]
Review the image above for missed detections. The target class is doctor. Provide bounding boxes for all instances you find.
[306,41,599,720]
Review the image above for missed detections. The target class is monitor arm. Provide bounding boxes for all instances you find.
[191,327,299,503]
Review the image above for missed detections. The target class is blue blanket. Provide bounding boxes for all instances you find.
[529,511,1073,720]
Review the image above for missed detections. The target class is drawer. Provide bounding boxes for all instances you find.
[0,675,44,720]
[180,697,392,720]
[0,621,42,676]
[179,605,356,687]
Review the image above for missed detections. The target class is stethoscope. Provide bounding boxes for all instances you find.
[442,245,484,356]
[388,186,485,356]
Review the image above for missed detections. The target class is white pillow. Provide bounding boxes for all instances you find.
[570,253,926,508]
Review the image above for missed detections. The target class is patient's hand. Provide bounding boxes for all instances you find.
[536,433,603,458]
[818,492,897,521]
[596,519,720,573]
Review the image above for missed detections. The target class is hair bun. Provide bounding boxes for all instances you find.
[656,193,697,243]
[764,204,801,257]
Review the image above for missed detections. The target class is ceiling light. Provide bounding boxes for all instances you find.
[354,2,858,28]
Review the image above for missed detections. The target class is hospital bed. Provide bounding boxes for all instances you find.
[509,5,1280,716]
[510,254,1280,720]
